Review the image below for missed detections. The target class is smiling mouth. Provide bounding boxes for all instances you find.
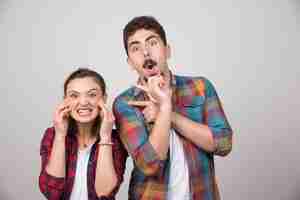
[77,108,93,116]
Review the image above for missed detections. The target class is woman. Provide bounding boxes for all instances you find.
[39,68,127,200]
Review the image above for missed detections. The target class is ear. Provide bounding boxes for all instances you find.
[166,44,171,59]
[127,57,136,71]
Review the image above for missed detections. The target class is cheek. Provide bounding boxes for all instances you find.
[132,54,144,65]
[157,50,167,61]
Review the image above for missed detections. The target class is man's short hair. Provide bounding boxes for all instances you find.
[123,16,167,55]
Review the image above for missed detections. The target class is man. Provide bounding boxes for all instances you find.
[113,16,233,200]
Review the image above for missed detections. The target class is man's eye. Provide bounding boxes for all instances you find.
[149,40,158,46]
[131,46,139,52]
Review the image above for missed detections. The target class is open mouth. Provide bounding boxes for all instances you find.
[143,59,157,70]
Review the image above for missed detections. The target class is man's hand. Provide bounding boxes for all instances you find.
[128,100,159,123]
[136,74,172,108]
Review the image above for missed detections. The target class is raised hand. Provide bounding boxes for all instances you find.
[136,74,172,107]
[53,98,72,137]
[98,100,115,142]
[128,100,158,123]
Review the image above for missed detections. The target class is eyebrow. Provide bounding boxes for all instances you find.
[128,35,160,49]
[145,35,159,42]
[67,88,99,94]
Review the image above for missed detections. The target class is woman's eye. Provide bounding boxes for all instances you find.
[69,94,78,98]
[89,93,97,97]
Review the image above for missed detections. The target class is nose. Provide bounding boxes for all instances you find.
[143,45,150,58]
[78,96,89,106]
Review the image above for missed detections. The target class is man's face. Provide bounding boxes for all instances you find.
[127,29,170,81]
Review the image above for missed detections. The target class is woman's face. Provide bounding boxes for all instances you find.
[65,77,105,125]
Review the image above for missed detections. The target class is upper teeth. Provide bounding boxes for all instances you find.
[78,108,91,113]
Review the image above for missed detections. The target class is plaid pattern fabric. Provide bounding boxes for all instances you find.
[113,72,233,200]
[39,127,128,200]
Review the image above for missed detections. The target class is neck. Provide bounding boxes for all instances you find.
[77,123,95,148]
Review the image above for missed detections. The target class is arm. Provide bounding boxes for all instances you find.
[148,103,172,159]
[171,112,216,152]
[113,97,172,176]
[105,132,128,197]
[113,76,172,176]
[45,132,66,177]
[39,99,72,199]
[39,128,66,200]
[94,137,127,199]
[173,78,232,156]
[113,98,165,176]
[95,142,118,197]
[95,101,118,197]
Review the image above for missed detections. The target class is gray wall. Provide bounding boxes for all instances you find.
[1,0,299,199]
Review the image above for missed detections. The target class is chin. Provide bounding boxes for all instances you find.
[71,113,99,124]
[76,118,95,124]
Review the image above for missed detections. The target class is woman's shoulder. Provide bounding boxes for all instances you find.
[42,127,55,140]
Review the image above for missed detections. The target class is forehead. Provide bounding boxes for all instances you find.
[66,77,102,92]
[128,29,160,44]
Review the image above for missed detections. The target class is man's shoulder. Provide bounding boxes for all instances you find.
[174,74,209,86]
[114,87,136,102]
[113,86,137,110]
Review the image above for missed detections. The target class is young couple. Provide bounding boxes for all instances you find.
[39,16,233,200]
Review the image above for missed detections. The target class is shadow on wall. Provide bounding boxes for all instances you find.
[290,0,300,12]
[289,0,300,31]
[0,0,10,23]
[293,190,300,200]
[0,188,12,200]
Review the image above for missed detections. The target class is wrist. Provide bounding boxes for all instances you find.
[98,140,114,146]
[171,111,177,124]
[54,133,66,142]
[99,135,112,143]
[159,101,172,112]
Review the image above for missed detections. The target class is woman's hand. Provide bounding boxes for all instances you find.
[53,98,72,137]
[98,100,115,142]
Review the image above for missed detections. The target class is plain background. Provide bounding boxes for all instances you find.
[1,0,300,199]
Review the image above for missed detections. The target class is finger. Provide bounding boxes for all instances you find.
[61,107,71,119]
[98,99,106,110]
[149,75,164,87]
[128,100,151,107]
[112,114,115,121]
[58,98,73,112]
[62,97,73,108]
[98,101,109,117]
[135,84,149,92]
[55,103,68,119]
[147,94,158,103]
[108,111,115,122]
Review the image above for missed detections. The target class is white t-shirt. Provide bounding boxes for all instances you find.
[70,144,92,200]
[167,129,190,200]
